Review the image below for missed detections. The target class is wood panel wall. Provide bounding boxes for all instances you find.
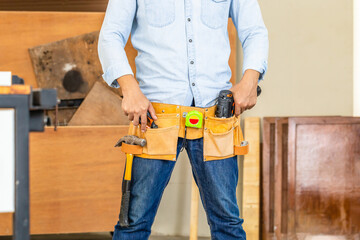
[0,0,108,12]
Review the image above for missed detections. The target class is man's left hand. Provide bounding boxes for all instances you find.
[229,69,260,116]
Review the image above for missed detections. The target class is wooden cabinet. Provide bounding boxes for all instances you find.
[262,117,360,239]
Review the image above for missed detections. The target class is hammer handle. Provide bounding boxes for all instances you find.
[119,153,134,227]
[119,180,131,227]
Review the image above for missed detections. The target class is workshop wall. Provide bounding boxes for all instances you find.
[154,0,354,237]
[242,0,353,119]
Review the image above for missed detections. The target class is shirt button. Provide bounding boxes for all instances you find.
[190,61,194,64]
[192,83,195,86]
[189,39,192,43]
[187,18,191,22]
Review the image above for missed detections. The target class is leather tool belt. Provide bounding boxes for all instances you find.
[121,102,249,161]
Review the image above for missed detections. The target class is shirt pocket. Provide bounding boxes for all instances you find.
[144,0,176,27]
[201,0,229,29]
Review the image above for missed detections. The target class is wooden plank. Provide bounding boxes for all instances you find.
[28,31,103,100]
[261,117,276,240]
[68,81,129,126]
[0,0,108,12]
[0,126,127,235]
[0,85,31,95]
[46,108,78,126]
[189,178,199,240]
[243,117,261,240]
[228,18,237,85]
[287,117,360,239]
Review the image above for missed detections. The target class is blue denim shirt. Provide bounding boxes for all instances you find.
[98,0,268,107]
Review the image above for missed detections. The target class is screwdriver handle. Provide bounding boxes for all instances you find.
[147,111,158,128]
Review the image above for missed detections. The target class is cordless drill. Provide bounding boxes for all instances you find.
[215,86,262,118]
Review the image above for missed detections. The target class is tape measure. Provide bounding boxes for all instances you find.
[185,110,203,128]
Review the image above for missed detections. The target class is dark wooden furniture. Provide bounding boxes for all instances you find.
[262,116,360,239]
[262,117,276,240]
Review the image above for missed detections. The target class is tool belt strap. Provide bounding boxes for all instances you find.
[121,143,143,155]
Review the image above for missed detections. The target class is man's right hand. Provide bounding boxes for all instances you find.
[117,74,157,132]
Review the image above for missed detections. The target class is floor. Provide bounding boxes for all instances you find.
[0,233,210,240]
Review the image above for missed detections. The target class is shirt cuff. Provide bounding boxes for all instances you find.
[102,63,134,88]
[242,60,268,83]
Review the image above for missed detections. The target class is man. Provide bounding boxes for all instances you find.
[98,0,268,239]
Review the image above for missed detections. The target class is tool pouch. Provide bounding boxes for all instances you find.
[120,103,249,161]
[203,115,248,161]
[125,113,180,160]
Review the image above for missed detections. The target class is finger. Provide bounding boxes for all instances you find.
[132,113,140,126]
[128,113,134,121]
[140,113,147,132]
[148,104,157,120]
[240,106,245,114]
[248,103,256,110]
[234,103,241,117]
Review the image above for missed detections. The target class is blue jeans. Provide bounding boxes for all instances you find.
[113,138,246,240]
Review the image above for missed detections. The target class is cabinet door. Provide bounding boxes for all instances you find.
[262,117,277,240]
[287,117,360,239]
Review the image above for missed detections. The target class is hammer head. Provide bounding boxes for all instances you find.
[114,135,146,147]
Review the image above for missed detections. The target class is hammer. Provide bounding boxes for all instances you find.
[115,135,146,227]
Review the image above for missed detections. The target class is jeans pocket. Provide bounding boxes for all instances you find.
[201,0,229,29]
[144,0,176,27]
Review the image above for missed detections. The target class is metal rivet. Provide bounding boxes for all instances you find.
[183,112,187,117]
[162,110,165,113]
[205,109,208,111]
[176,114,180,117]
[205,117,208,119]
[205,128,207,130]
[187,18,191,22]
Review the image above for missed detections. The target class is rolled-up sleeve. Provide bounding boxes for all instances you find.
[229,0,269,81]
[98,0,136,88]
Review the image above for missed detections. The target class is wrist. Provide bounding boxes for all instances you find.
[242,69,260,83]
[116,75,140,95]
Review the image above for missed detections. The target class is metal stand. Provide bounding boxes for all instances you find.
[0,86,56,240]
[0,94,30,240]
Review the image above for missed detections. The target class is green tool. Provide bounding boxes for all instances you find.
[185,110,203,128]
